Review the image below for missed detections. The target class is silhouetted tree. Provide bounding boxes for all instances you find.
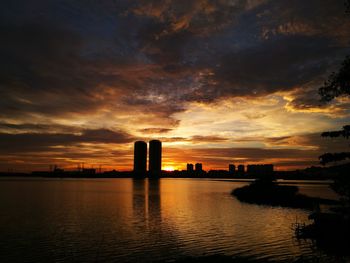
[319,125,350,165]
[318,56,350,102]
[318,0,350,102]
[346,0,350,13]
[317,1,350,203]
[318,58,350,165]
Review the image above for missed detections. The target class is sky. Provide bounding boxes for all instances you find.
[1,0,350,172]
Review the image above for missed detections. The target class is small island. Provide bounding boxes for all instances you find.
[231,176,337,210]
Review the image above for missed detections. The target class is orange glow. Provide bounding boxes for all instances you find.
[163,166,175,171]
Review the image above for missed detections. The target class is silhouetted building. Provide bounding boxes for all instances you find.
[134,141,147,175]
[229,164,235,174]
[195,163,202,172]
[82,168,96,175]
[237,164,245,175]
[53,165,64,173]
[187,163,194,172]
[149,140,162,176]
[208,170,228,177]
[247,164,274,176]
[53,168,64,173]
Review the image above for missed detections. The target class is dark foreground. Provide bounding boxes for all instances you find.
[232,177,350,258]
[231,180,337,210]
[169,255,347,263]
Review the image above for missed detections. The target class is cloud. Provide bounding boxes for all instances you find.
[141,135,228,143]
[243,112,266,120]
[139,128,173,134]
[0,129,134,154]
[283,86,350,117]
[0,122,81,133]
[211,35,345,99]
[1,1,350,124]
[190,135,228,143]
[232,131,350,151]
[163,146,321,170]
[131,0,249,35]
[257,0,350,45]
[0,23,108,118]
[1,0,350,171]
[0,22,184,126]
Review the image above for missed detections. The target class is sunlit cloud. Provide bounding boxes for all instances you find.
[0,0,350,171]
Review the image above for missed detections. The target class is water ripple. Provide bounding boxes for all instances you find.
[0,178,344,262]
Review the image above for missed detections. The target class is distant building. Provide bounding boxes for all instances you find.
[208,170,228,177]
[53,168,64,173]
[237,164,245,174]
[229,164,235,174]
[134,141,147,175]
[149,140,162,176]
[53,165,64,173]
[82,168,96,175]
[187,163,194,172]
[195,163,203,172]
[247,164,274,176]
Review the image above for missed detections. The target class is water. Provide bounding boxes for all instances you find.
[0,178,341,262]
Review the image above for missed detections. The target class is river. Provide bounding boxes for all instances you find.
[0,177,342,262]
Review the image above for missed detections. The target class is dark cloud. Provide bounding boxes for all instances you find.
[285,80,350,115]
[131,0,350,106]
[256,0,350,45]
[0,20,184,123]
[1,0,349,120]
[0,129,134,154]
[131,0,248,35]
[267,133,350,153]
[211,36,344,98]
[0,23,107,118]
[1,0,350,171]
[240,133,350,153]
[0,122,81,133]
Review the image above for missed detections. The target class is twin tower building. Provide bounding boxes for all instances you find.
[134,140,162,176]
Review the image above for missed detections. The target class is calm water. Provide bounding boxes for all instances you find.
[0,178,341,262]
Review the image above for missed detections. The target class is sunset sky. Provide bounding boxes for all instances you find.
[1,0,350,172]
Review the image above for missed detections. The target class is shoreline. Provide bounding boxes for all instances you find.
[0,175,334,185]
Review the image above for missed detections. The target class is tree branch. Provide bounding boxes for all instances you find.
[319,152,350,165]
[321,125,350,139]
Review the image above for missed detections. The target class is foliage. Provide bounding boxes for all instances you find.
[321,125,350,139]
[331,173,350,203]
[318,56,350,102]
[317,1,350,166]
[319,126,350,164]
[319,152,350,165]
[295,2,350,252]
[318,0,350,101]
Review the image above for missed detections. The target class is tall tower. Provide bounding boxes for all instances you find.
[187,163,194,172]
[149,140,162,176]
[229,164,235,174]
[134,141,147,175]
[195,163,202,172]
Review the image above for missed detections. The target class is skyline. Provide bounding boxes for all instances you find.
[1,0,350,172]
